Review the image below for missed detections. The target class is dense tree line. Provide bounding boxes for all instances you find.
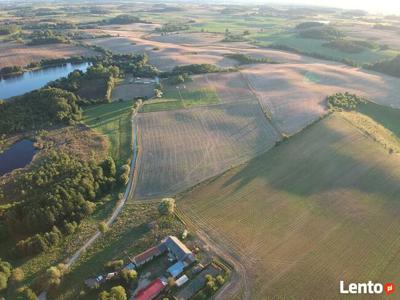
[96,53,159,77]
[168,64,227,76]
[104,14,143,25]
[224,53,275,65]
[323,39,377,54]
[4,152,117,257]
[326,92,366,111]
[0,66,24,77]
[0,88,81,135]
[297,25,343,40]
[27,30,69,45]
[48,64,120,102]
[295,22,324,30]
[155,22,189,33]
[364,55,400,78]
[0,24,20,35]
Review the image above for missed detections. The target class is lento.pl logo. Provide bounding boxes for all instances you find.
[339,281,395,295]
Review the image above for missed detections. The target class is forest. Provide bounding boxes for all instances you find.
[0,88,81,135]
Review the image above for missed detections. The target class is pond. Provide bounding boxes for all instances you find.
[0,62,90,99]
[0,139,36,176]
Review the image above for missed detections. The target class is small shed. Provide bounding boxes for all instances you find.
[167,261,185,278]
[175,275,189,287]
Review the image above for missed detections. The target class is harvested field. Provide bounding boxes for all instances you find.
[0,42,95,68]
[135,101,280,199]
[146,32,224,45]
[112,79,155,101]
[242,63,400,135]
[179,114,400,299]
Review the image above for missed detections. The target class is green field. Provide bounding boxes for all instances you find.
[83,100,134,166]
[179,113,400,299]
[357,101,400,138]
[254,32,399,64]
[54,202,185,300]
[140,88,219,113]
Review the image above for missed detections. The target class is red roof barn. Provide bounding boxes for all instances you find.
[135,278,166,300]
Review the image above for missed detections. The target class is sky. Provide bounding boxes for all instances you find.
[236,0,400,14]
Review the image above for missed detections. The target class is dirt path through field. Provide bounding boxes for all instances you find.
[176,207,251,300]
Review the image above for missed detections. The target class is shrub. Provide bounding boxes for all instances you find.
[105,260,124,271]
[158,198,176,215]
[10,267,25,282]
[98,222,109,233]
[120,269,137,284]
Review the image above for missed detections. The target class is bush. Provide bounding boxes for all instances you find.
[216,275,225,286]
[105,260,124,271]
[118,164,130,185]
[10,267,25,282]
[0,273,7,291]
[98,222,109,233]
[120,269,137,284]
[158,198,176,215]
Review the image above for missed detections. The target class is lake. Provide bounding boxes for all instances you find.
[0,139,36,176]
[0,62,90,99]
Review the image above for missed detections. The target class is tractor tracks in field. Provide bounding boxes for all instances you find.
[239,71,283,139]
[176,207,251,300]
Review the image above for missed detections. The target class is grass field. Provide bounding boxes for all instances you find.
[83,100,134,166]
[179,114,400,299]
[53,202,185,300]
[140,87,219,112]
[254,32,398,64]
[357,101,400,138]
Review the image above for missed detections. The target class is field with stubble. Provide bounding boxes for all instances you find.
[135,101,280,199]
[179,114,400,299]
[0,42,95,68]
[242,63,400,135]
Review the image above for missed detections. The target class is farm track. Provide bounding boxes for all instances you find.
[176,207,251,300]
[65,107,141,268]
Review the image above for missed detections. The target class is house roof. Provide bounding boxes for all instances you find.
[133,246,162,266]
[135,278,165,300]
[162,236,193,261]
[167,260,185,278]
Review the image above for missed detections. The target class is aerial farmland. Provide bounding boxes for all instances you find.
[1,1,400,299]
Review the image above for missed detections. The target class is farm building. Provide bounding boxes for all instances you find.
[133,246,163,267]
[160,236,195,263]
[134,278,166,300]
[176,275,189,287]
[167,260,185,278]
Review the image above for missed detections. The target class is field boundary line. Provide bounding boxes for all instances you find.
[239,70,283,138]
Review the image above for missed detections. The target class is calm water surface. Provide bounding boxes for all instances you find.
[0,62,90,99]
[0,139,36,176]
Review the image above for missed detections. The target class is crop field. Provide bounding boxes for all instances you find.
[112,79,155,101]
[0,42,95,68]
[83,100,134,166]
[135,101,280,199]
[179,114,400,299]
[85,35,237,71]
[242,63,400,135]
[146,32,224,45]
[141,85,219,112]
